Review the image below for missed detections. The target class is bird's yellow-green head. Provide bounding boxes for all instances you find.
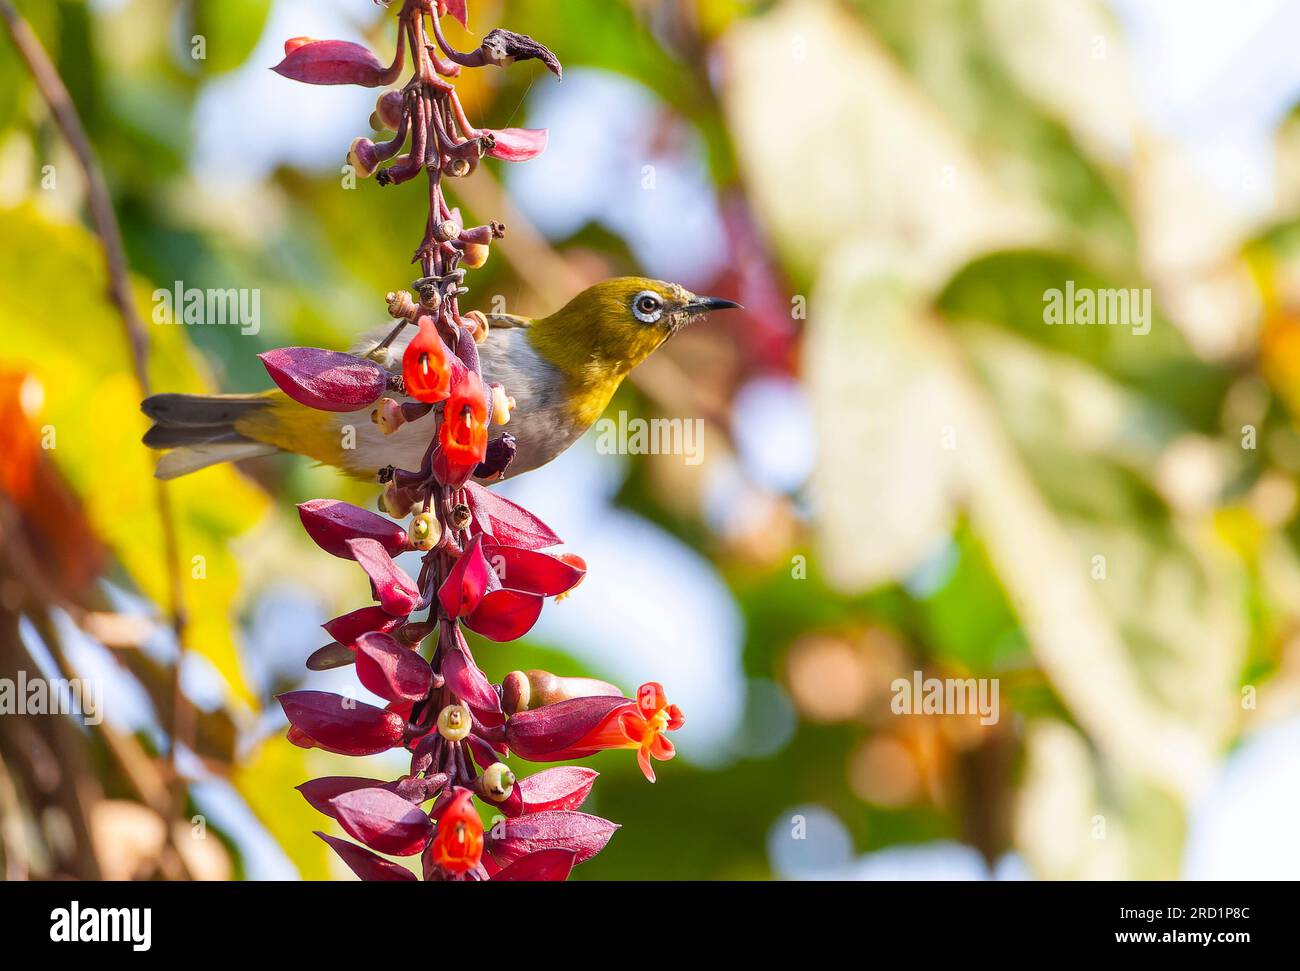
[527,276,741,385]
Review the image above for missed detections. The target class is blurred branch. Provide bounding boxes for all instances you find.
[0,0,194,820]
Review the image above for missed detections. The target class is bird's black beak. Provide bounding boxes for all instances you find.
[684,295,743,316]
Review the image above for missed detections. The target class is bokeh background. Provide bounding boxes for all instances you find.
[4,0,1300,880]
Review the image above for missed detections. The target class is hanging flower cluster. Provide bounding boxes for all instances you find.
[264,0,684,881]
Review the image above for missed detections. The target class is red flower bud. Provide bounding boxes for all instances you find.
[483,127,549,162]
[463,589,543,642]
[315,832,417,882]
[346,538,420,616]
[321,605,402,647]
[486,810,617,868]
[438,533,493,619]
[331,786,433,856]
[272,39,387,87]
[374,90,405,130]
[490,848,577,881]
[441,632,503,724]
[500,766,598,818]
[259,347,389,412]
[354,631,432,703]
[278,691,405,756]
[298,499,407,560]
[297,776,391,818]
[401,315,461,403]
[464,482,561,549]
[483,542,585,597]
[505,694,631,758]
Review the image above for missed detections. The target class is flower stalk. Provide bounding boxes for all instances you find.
[267,0,684,881]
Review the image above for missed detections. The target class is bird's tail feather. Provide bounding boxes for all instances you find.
[141,393,278,479]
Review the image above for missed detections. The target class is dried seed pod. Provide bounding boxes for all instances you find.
[442,156,474,178]
[386,289,418,320]
[450,503,472,531]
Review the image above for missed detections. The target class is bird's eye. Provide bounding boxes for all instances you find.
[632,290,664,323]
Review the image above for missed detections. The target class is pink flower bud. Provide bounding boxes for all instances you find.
[297,776,391,818]
[346,538,420,616]
[374,90,405,130]
[272,39,387,87]
[321,605,402,647]
[442,635,503,724]
[348,137,380,178]
[258,346,389,412]
[483,127,548,162]
[486,810,618,868]
[278,691,405,756]
[354,632,433,703]
[482,542,585,597]
[298,499,407,560]
[331,787,433,857]
[315,832,417,882]
[504,694,632,762]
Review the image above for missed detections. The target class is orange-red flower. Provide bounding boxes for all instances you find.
[505,681,685,783]
[402,315,459,402]
[427,789,483,874]
[438,369,489,468]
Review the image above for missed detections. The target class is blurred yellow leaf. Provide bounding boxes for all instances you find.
[233,738,331,880]
[0,203,267,706]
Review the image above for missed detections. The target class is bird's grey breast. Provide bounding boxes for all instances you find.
[478,327,580,477]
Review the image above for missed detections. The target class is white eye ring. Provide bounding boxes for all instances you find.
[632,290,664,323]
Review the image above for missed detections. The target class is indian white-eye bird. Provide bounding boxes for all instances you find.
[141,277,740,481]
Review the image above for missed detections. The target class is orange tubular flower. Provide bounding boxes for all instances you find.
[426,789,483,875]
[505,681,685,783]
[402,315,460,402]
[438,369,489,468]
